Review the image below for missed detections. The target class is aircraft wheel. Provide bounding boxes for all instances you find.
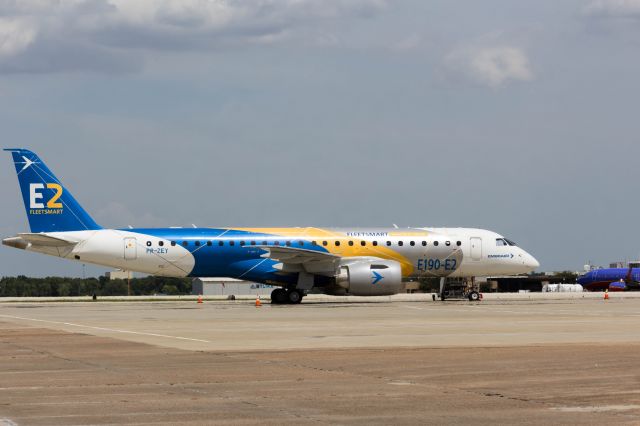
[287,289,303,304]
[468,291,480,301]
[271,288,287,304]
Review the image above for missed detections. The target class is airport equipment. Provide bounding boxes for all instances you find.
[192,277,271,296]
[438,277,481,301]
[542,284,583,292]
[255,296,261,307]
[197,295,203,304]
[2,149,539,305]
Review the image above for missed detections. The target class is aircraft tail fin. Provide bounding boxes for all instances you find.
[5,148,102,233]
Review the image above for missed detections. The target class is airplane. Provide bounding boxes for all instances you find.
[577,264,640,292]
[2,149,540,304]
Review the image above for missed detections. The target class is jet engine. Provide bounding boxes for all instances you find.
[335,259,403,296]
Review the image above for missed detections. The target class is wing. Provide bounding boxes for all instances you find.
[256,246,340,274]
[256,245,339,263]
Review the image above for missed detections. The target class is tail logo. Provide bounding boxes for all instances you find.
[29,183,64,214]
[19,156,37,172]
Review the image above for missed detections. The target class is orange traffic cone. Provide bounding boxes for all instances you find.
[197,294,203,304]
[255,295,261,307]
[604,290,609,300]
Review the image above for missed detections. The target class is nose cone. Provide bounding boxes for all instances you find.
[576,272,589,285]
[524,252,540,271]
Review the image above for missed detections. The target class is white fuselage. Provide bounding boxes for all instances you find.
[7,227,539,280]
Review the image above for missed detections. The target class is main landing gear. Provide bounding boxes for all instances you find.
[271,288,304,305]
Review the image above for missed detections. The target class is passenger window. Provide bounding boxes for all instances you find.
[410,241,415,246]
[361,241,366,246]
[286,241,291,246]
[229,241,235,246]
[445,241,451,246]
[240,241,245,246]
[322,241,328,246]
[298,240,304,246]
[206,241,212,246]
[386,241,391,246]
[274,241,280,246]
[146,241,152,247]
[159,241,164,247]
[434,241,439,246]
[218,241,224,246]
[422,241,427,246]
[348,241,354,246]
[335,241,340,246]
[250,241,256,246]
[262,241,268,246]
[195,241,201,247]
[182,241,188,247]
[312,241,317,246]
[398,241,404,246]
[373,241,378,246]
[171,241,176,246]
[456,241,462,246]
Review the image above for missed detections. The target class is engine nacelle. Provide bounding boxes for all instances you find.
[336,259,403,296]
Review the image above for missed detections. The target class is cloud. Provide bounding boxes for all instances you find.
[94,201,169,228]
[0,0,388,74]
[445,45,534,88]
[0,18,37,56]
[583,0,640,18]
[391,33,423,52]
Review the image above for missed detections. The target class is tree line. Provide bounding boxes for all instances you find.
[0,276,192,297]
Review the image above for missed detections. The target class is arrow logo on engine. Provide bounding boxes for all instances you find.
[372,271,383,285]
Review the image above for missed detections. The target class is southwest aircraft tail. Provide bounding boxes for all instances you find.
[5,148,101,233]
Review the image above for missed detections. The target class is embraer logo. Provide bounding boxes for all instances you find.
[488,254,514,259]
[29,183,64,215]
[372,271,383,285]
[19,156,37,172]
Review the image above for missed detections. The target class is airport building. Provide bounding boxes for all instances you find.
[105,270,131,280]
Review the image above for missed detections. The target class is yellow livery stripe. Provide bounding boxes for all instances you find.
[235,227,415,276]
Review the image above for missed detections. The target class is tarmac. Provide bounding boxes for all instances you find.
[1,296,640,424]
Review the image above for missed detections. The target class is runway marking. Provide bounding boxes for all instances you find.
[552,404,640,413]
[0,314,212,343]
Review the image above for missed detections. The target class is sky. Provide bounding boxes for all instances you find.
[0,0,639,277]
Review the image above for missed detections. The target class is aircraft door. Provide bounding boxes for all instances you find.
[470,237,482,261]
[124,237,137,260]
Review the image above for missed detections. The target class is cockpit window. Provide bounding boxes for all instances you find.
[496,238,508,246]
[505,239,517,246]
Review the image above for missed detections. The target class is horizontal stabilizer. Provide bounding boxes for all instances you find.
[16,233,79,247]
